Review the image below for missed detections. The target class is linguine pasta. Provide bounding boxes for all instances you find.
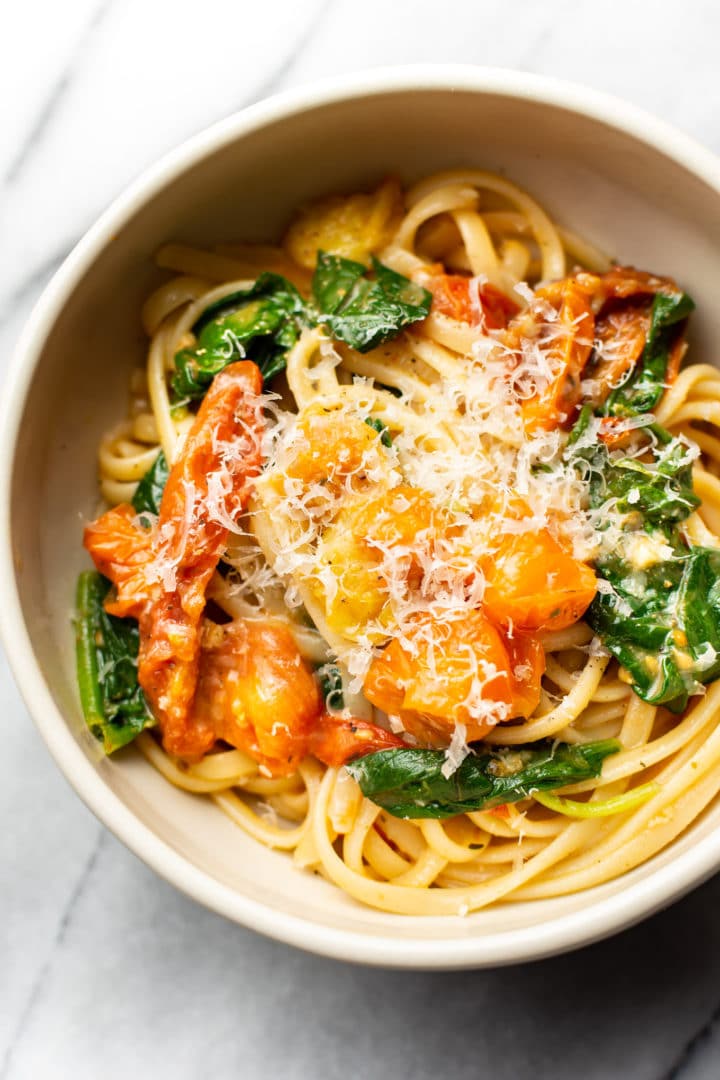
[78,169,720,917]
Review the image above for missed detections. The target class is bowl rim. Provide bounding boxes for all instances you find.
[3,63,720,969]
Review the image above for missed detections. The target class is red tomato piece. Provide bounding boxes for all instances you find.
[506,632,545,719]
[427,273,519,330]
[590,302,652,406]
[309,715,405,768]
[514,279,595,432]
[83,504,155,620]
[84,361,264,757]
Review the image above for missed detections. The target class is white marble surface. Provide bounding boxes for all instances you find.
[2,2,720,1077]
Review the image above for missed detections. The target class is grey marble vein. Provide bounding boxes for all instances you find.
[510,0,574,69]
[660,1003,720,1080]
[2,0,112,188]
[0,828,106,1080]
[5,835,720,1080]
[238,0,334,109]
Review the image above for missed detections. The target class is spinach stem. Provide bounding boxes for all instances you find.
[75,571,105,727]
[533,781,660,818]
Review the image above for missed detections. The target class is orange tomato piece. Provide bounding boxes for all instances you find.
[482,529,596,633]
[590,301,652,405]
[309,715,405,767]
[573,265,688,409]
[314,485,445,638]
[499,265,688,428]
[506,632,545,718]
[579,265,680,304]
[284,177,403,269]
[595,414,659,451]
[84,361,264,758]
[427,273,519,329]
[193,619,321,775]
[140,361,264,756]
[284,406,385,488]
[84,504,155,619]
[364,610,530,745]
[665,330,688,388]
[514,279,595,432]
[340,484,445,584]
[156,360,263,581]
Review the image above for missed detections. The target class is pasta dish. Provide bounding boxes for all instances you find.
[75,169,720,916]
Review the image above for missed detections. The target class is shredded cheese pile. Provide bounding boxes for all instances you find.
[242,284,605,743]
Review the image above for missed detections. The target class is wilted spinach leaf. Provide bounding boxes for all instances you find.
[346,740,619,818]
[588,547,720,712]
[604,290,695,415]
[172,254,432,403]
[567,399,719,711]
[131,451,169,519]
[75,571,153,753]
[316,663,344,711]
[172,272,306,401]
[311,252,431,353]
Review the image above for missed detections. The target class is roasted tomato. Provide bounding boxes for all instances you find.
[481,529,596,633]
[313,485,444,640]
[589,301,652,404]
[138,362,263,755]
[511,279,595,432]
[506,632,545,719]
[426,272,519,330]
[193,619,321,775]
[282,405,389,490]
[84,361,264,757]
[580,265,680,303]
[309,715,405,768]
[83,504,155,620]
[363,609,537,745]
[574,265,688,409]
[284,177,403,269]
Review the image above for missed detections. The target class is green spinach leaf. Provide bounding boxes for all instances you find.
[316,663,344,711]
[172,256,432,402]
[568,409,699,524]
[346,739,619,818]
[601,440,698,525]
[604,290,694,415]
[311,252,431,353]
[567,400,718,711]
[131,450,169,518]
[588,547,720,712]
[364,416,392,447]
[578,434,699,526]
[75,571,153,753]
[172,273,306,401]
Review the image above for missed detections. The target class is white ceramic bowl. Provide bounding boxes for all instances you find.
[4,66,720,968]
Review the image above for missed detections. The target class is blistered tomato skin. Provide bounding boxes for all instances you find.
[426,273,520,329]
[309,715,405,768]
[193,619,321,776]
[84,361,264,758]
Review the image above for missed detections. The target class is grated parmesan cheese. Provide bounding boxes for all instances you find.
[442,722,470,778]
[239,279,670,769]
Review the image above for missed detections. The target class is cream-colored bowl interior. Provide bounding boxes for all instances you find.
[7,71,720,967]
